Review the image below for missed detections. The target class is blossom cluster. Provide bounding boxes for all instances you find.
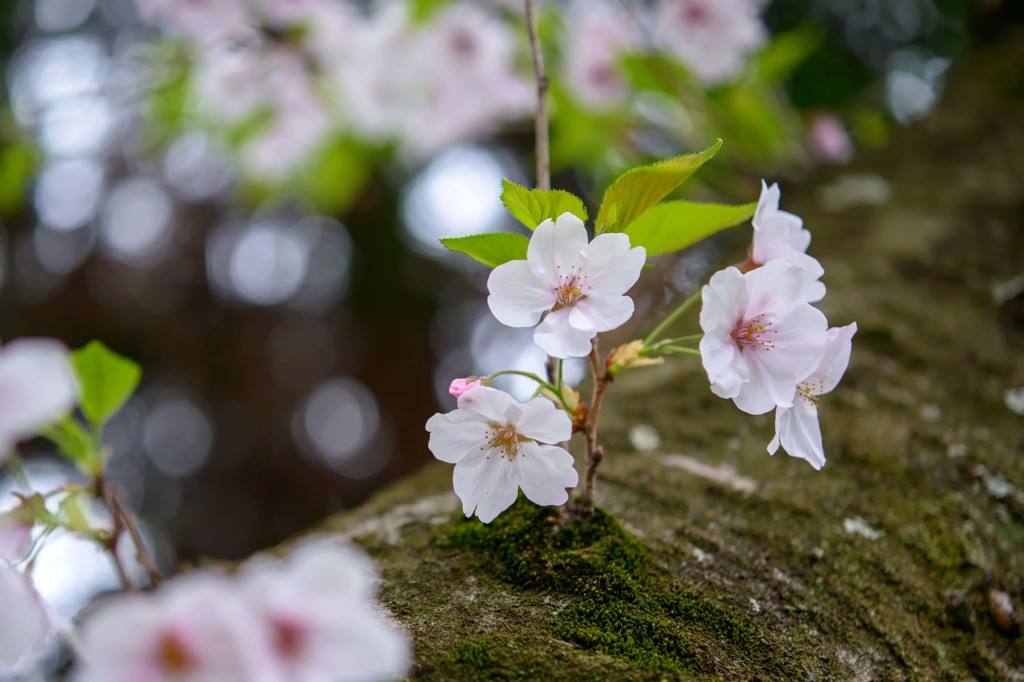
[137,0,531,177]
[75,540,409,682]
[0,340,410,680]
[133,0,778,180]
[699,182,856,469]
[429,177,855,523]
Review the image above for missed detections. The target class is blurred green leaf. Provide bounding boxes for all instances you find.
[410,0,449,22]
[440,232,529,268]
[757,26,825,82]
[71,342,142,427]
[0,141,37,218]
[500,180,588,230]
[620,53,691,95]
[57,492,92,535]
[625,200,756,257]
[596,139,722,234]
[43,416,93,467]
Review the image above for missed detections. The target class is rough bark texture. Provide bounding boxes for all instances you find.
[303,41,1024,680]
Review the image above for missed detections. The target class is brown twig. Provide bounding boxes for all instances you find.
[100,482,133,591]
[100,480,163,587]
[524,0,550,190]
[575,338,612,518]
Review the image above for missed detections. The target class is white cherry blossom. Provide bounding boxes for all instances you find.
[0,338,78,462]
[0,559,50,668]
[487,213,646,359]
[769,323,857,469]
[699,260,828,415]
[426,386,577,523]
[652,0,766,85]
[750,181,825,302]
[562,1,641,111]
[76,572,260,682]
[239,539,410,682]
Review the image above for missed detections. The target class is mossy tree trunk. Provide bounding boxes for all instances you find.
[307,40,1024,680]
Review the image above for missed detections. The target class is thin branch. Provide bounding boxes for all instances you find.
[101,481,163,587]
[524,0,550,190]
[576,338,611,517]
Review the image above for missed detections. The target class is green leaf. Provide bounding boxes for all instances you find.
[71,342,142,426]
[500,180,588,230]
[43,416,92,464]
[440,232,529,268]
[756,26,824,83]
[596,139,723,234]
[625,200,757,258]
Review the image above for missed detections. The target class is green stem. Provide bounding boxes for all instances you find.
[557,359,564,390]
[643,290,702,347]
[483,369,571,412]
[658,346,702,357]
[5,452,32,492]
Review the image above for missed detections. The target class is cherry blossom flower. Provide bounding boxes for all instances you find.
[562,1,641,111]
[652,0,766,85]
[239,539,411,682]
[76,572,261,682]
[449,378,481,397]
[749,181,826,303]
[426,386,577,523]
[487,213,646,358]
[769,323,856,469]
[0,559,50,668]
[809,114,854,164]
[0,339,78,462]
[699,260,828,415]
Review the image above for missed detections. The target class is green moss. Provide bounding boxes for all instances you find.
[446,500,808,679]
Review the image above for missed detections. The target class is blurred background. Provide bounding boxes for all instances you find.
[0,0,1019,675]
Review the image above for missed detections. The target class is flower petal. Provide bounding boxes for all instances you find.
[0,339,78,451]
[742,259,804,320]
[534,308,596,359]
[700,267,747,334]
[772,398,825,470]
[579,233,646,296]
[426,410,489,464]
[790,251,826,303]
[453,450,520,523]
[510,397,572,444]
[767,301,829,385]
[487,260,555,328]
[457,386,517,423]
[568,295,634,333]
[0,561,50,667]
[700,332,747,400]
[732,358,790,415]
[527,213,589,277]
[517,442,578,507]
[809,323,857,395]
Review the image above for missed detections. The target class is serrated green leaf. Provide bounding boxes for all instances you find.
[71,342,142,426]
[596,139,723,234]
[500,180,588,230]
[440,232,530,268]
[625,200,757,257]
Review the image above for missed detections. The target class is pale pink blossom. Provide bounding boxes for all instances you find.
[769,323,856,469]
[239,540,410,682]
[488,213,646,358]
[426,386,577,523]
[699,260,828,415]
[135,0,249,46]
[652,0,766,85]
[76,572,259,682]
[0,559,50,668]
[0,515,30,563]
[449,378,482,397]
[750,181,825,303]
[562,1,641,111]
[809,114,854,164]
[0,339,78,461]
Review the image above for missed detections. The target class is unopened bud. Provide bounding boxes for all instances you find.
[607,340,665,377]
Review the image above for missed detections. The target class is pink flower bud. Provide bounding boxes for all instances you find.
[448,378,482,397]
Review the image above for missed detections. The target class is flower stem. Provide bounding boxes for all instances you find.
[643,289,702,347]
[575,338,611,518]
[98,479,163,588]
[524,0,550,190]
[482,369,572,412]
